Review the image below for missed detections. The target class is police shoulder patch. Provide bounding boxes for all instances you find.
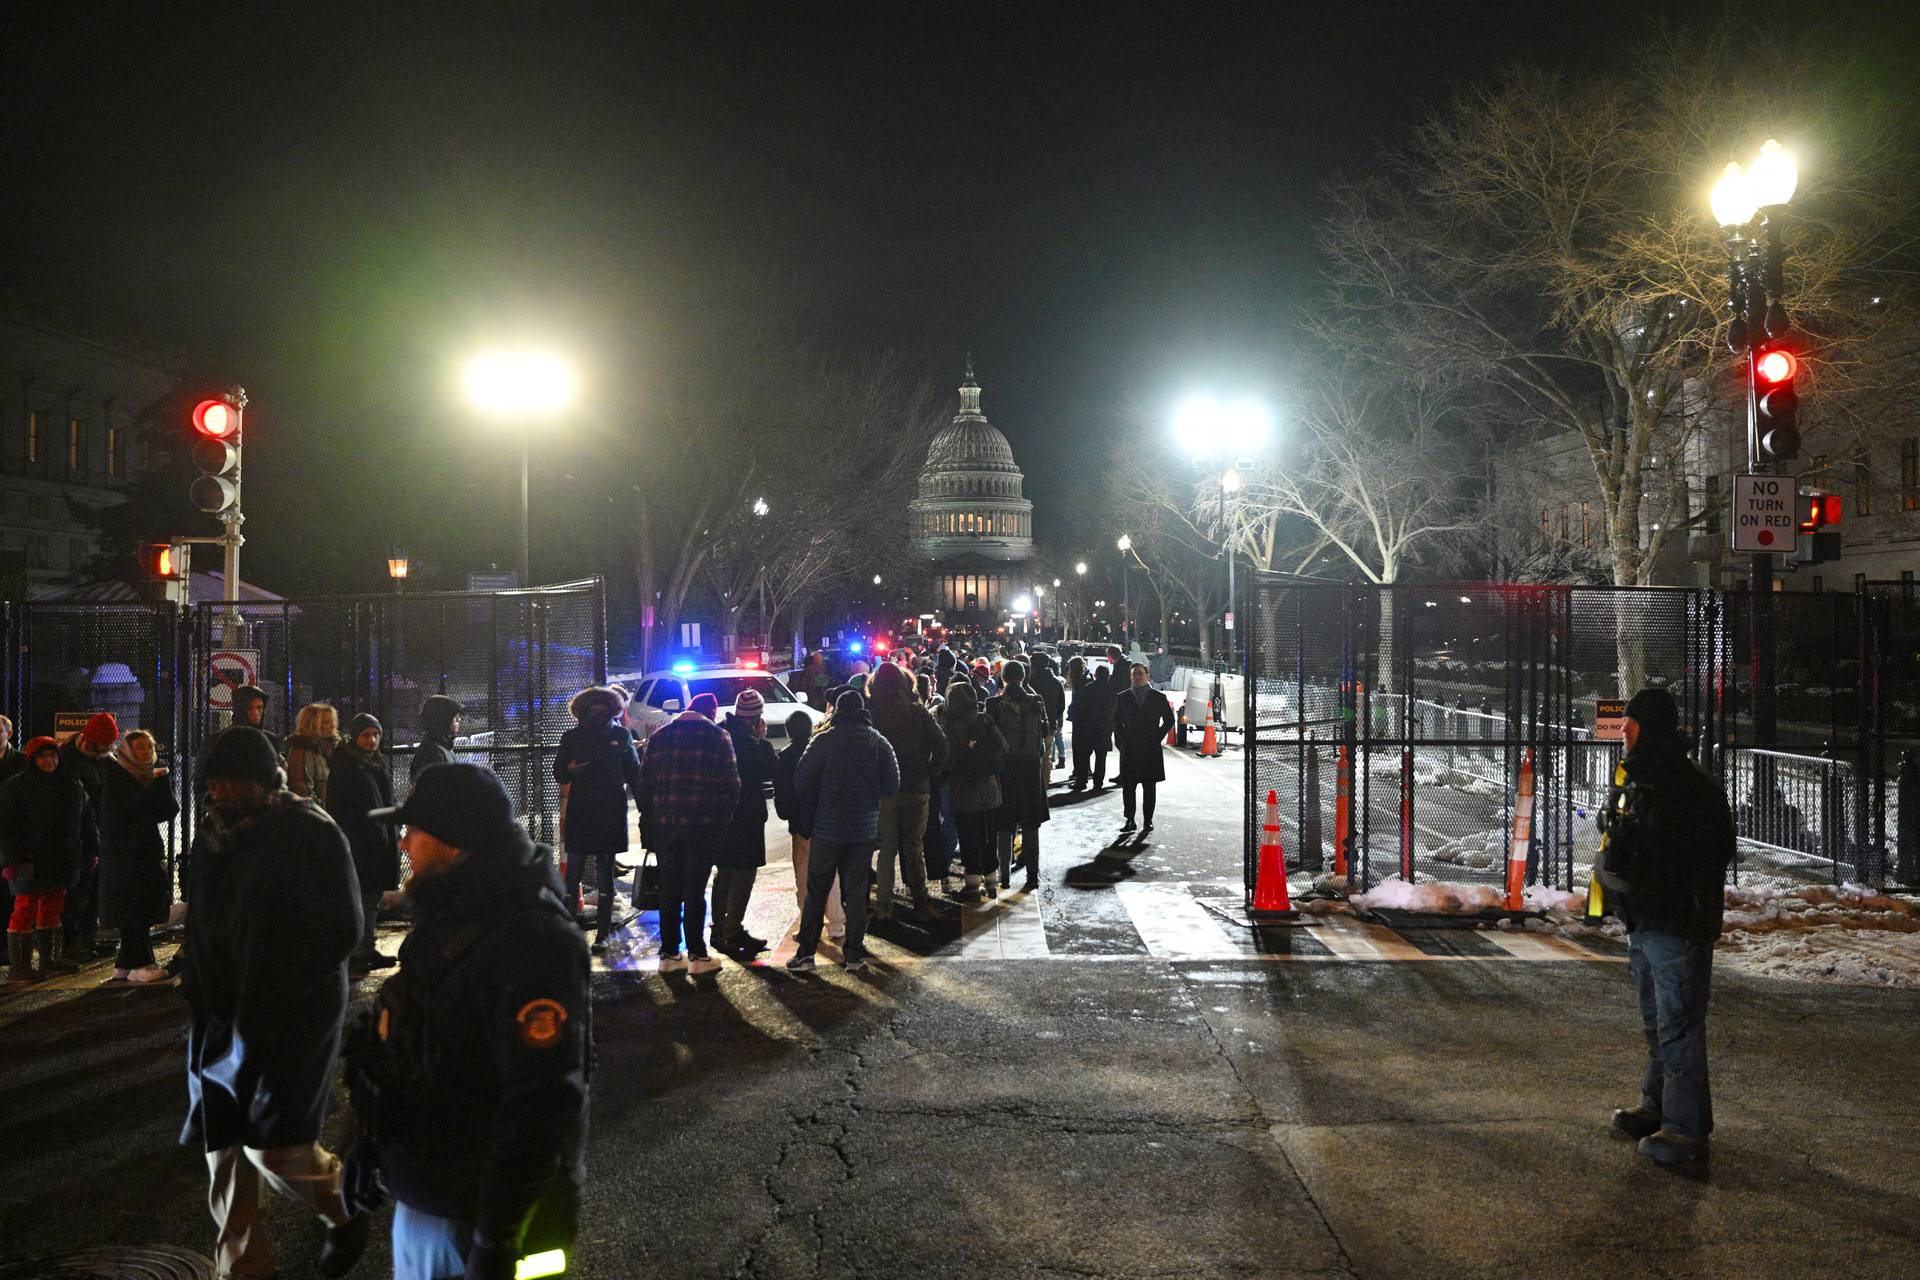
[516,998,569,1049]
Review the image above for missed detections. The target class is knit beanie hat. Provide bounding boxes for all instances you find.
[735,688,765,719]
[345,712,382,741]
[1623,687,1680,744]
[689,692,720,720]
[24,735,59,764]
[82,712,119,747]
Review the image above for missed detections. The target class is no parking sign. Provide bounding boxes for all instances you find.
[206,650,260,710]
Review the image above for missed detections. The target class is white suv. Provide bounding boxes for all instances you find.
[615,665,824,743]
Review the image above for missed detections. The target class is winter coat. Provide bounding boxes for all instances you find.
[635,712,739,844]
[182,792,362,1152]
[0,748,26,789]
[98,761,182,928]
[939,706,1005,814]
[869,664,949,794]
[716,714,777,870]
[794,708,900,844]
[1069,669,1116,731]
[1112,685,1178,785]
[286,734,335,806]
[368,829,588,1255]
[326,745,401,894]
[411,695,464,784]
[0,767,89,893]
[553,720,642,854]
[56,739,105,875]
[1599,736,1735,944]
[773,736,814,838]
[1029,663,1066,734]
[987,687,1051,829]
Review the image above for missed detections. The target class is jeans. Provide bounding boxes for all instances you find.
[796,839,872,960]
[1628,930,1715,1137]
[710,866,758,943]
[655,833,715,959]
[1052,727,1066,767]
[874,792,931,914]
[1123,780,1157,825]
[923,785,959,883]
[563,847,619,942]
[205,1142,349,1279]
[995,825,1040,886]
[391,1202,471,1279]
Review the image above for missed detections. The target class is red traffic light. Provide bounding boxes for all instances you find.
[191,398,240,440]
[140,543,184,580]
[1798,492,1842,533]
[1756,349,1797,384]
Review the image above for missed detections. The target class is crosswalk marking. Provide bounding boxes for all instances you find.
[1115,883,1244,960]
[954,891,1053,960]
[1307,914,1430,962]
[1482,930,1602,962]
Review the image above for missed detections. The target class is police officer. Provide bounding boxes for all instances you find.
[354,764,589,1278]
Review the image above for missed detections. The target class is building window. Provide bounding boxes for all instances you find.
[106,422,124,478]
[1810,575,1823,593]
[68,418,84,472]
[1580,501,1591,548]
[1903,440,1918,511]
[26,410,42,464]
[1704,474,1721,534]
[68,538,88,568]
[25,535,48,569]
[1856,462,1872,517]
[1856,573,1868,593]
[1539,505,1550,539]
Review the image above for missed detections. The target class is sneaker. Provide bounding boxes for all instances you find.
[786,953,818,971]
[1610,1105,1663,1141]
[1637,1129,1709,1168]
[1120,818,1137,833]
[656,953,687,973]
[687,955,723,975]
[735,931,769,953]
[589,940,607,957]
[126,965,172,985]
[841,954,870,971]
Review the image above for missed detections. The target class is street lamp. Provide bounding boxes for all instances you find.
[462,348,577,589]
[1171,394,1274,669]
[752,497,770,639]
[386,548,409,594]
[1116,535,1135,649]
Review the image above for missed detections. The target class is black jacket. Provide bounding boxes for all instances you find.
[0,767,90,892]
[773,736,813,838]
[716,714,777,869]
[370,834,589,1258]
[99,762,182,927]
[1598,737,1735,943]
[411,695,465,785]
[1029,663,1066,734]
[182,792,363,1151]
[1112,685,1178,784]
[1069,670,1116,732]
[553,720,642,853]
[327,746,401,894]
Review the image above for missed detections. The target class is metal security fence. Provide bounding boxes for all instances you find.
[0,579,605,896]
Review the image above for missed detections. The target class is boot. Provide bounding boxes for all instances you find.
[35,928,79,975]
[6,932,33,985]
[1610,1105,1662,1141]
[997,841,1013,890]
[1022,849,1039,892]
[1638,1129,1709,1168]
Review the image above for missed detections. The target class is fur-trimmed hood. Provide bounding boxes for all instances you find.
[568,684,630,720]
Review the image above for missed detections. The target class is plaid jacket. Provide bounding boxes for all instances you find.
[636,712,739,834]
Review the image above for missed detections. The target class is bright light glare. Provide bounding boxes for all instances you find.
[752,497,770,517]
[672,660,694,674]
[462,349,578,417]
[1012,595,1033,613]
[516,1250,568,1280]
[847,640,863,654]
[1709,161,1758,228]
[1756,350,1797,383]
[1748,138,1797,208]
[1075,562,1088,575]
[1220,468,1243,494]
[1173,395,1275,458]
[1117,534,1132,552]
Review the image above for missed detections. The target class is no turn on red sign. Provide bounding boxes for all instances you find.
[206,650,260,710]
[1732,474,1798,554]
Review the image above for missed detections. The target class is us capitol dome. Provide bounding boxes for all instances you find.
[909,358,1034,615]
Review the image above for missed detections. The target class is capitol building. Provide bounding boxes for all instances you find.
[909,360,1034,618]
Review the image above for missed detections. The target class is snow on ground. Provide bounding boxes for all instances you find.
[1346,868,1920,989]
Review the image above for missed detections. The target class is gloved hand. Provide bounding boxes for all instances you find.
[1,862,30,883]
[463,1241,517,1280]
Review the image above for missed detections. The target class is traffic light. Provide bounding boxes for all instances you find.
[1755,343,1800,462]
[1798,491,1842,534]
[1787,490,1843,568]
[189,396,242,515]
[139,542,185,580]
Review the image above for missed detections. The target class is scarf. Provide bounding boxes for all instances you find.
[199,788,305,856]
[336,740,383,771]
[112,739,155,784]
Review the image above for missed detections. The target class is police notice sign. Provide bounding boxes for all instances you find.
[1732,474,1797,554]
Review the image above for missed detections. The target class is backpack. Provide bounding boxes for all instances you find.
[951,712,1005,783]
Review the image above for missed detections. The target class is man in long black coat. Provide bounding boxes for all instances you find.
[182,727,370,1278]
[554,686,643,956]
[1112,662,1178,835]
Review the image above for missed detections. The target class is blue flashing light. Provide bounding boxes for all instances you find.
[847,640,864,654]
[672,660,695,674]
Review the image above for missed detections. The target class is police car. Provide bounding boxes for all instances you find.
[614,661,824,743]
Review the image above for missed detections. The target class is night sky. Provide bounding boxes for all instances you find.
[4,1,1912,593]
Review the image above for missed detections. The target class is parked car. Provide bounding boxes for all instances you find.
[614,664,824,742]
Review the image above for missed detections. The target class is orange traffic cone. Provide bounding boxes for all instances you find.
[1505,748,1536,912]
[1165,709,1179,746]
[1253,789,1297,916]
[1333,745,1351,879]
[1201,705,1220,758]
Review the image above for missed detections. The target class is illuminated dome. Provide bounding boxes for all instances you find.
[910,359,1034,616]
